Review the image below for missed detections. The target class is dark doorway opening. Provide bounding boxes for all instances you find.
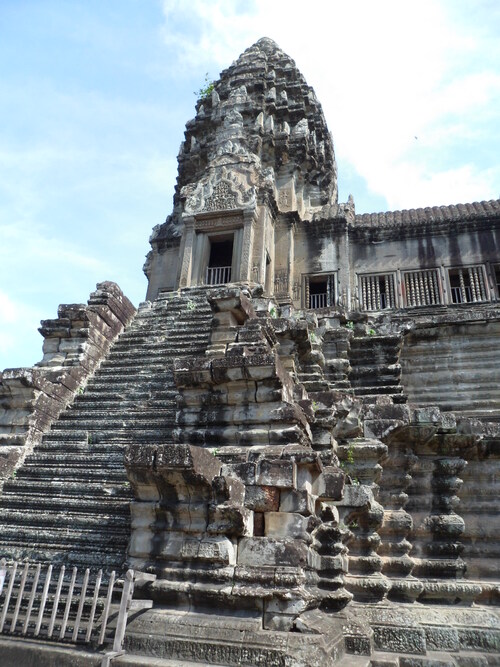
[206,237,233,284]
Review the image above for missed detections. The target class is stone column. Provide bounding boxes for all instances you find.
[178,218,195,288]
[286,220,295,302]
[336,220,350,311]
[239,209,256,281]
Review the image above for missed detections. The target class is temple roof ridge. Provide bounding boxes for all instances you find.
[355,197,500,227]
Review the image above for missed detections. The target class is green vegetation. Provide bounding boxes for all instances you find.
[195,73,215,100]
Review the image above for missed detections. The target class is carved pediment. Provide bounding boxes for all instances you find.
[183,167,256,215]
[203,181,237,212]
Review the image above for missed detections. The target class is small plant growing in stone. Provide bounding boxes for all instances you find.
[348,519,359,530]
[77,386,85,396]
[368,328,376,336]
[311,400,319,412]
[269,306,278,319]
[345,321,354,330]
[195,73,215,100]
[309,331,317,343]
[87,433,93,445]
[186,300,196,311]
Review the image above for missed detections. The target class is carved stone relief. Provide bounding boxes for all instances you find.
[184,167,257,216]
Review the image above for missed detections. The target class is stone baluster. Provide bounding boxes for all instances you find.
[418,271,425,305]
[477,266,486,300]
[378,441,422,602]
[449,424,500,604]
[459,269,467,303]
[410,430,480,603]
[336,437,390,602]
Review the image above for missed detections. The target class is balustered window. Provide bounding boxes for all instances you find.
[448,265,488,304]
[403,269,442,307]
[359,273,396,311]
[205,237,233,285]
[304,273,336,309]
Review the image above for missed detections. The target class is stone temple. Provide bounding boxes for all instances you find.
[0,37,499,666]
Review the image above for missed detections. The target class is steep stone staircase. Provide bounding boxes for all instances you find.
[348,334,406,404]
[0,289,214,570]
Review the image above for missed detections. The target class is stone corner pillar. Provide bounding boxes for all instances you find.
[239,208,258,282]
[178,216,196,288]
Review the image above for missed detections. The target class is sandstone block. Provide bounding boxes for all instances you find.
[265,512,310,539]
[208,504,253,536]
[237,537,308,567]
[256,459,296,488]
[245,485,280,512]
[221,461,256,485]
[314,466,345,500]
[280,489,316,515]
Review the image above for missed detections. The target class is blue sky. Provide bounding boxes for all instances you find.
[1,0,499,369]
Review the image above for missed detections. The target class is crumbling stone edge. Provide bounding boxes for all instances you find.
[0,281,136,486]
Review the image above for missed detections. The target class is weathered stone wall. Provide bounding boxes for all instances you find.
[0,281,135,486]
[400,319,500,415]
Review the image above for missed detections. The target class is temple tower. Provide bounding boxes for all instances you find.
[145,37,340,303]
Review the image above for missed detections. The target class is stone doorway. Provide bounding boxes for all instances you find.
[206,236,233,285]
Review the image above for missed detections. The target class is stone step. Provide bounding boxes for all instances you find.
[93,366,175,377]
[21,455,125,469]
[0,493,130,514]
[0,508,129,529]
[0,545,127,569]
[350,364,401,378]
[100,345,207,360]
[102,341,210,360]
[35,440,127,454]
[44,428,176,443]
[56,409,177,423]
[113,655,215,667]
[14,467,127,482]
[0,524,129,548]
[354,385,404,396]
[1,478,132,499]
[46,418,176,432]
[350,335,402,347]
[74,389,177,403]
[350,376,402,390]
[86,380,173,392]
[41,430,89,442]
[69,399,177,411]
